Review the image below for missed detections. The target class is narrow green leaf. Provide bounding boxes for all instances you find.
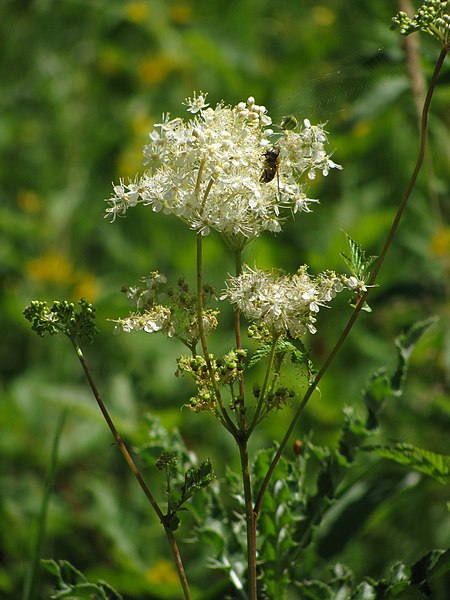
[363,368,391,430]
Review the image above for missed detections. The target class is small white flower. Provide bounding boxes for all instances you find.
[184,91,210,113]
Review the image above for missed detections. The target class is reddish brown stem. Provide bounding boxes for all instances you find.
[254,46,448,517]
[72,340,192,600]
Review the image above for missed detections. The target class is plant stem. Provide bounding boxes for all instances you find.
[249,336,278,432]
[71,339,192,600]
[22,410,67,600]
[255,46,448,516]
[234,250,246,428]
[238,438,258,600]
[196,234,237,434]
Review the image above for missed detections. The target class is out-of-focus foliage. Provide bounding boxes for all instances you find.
[40,319,450,598]
[1,0,450,598]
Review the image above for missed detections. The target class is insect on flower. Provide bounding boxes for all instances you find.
[260,146,281,183]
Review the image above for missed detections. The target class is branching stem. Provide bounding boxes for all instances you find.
[249,336,279,433]
[71,339,192,600]
[196,234,237,435]
[233,250,247,428]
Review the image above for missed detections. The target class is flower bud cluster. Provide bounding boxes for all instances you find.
[106,93,341,248]
[223,265,365,339]
[391,1,450,45]
[23,299,98,343]
[265,386,295,411]
[156,452,177,470]
[176,348,247,413]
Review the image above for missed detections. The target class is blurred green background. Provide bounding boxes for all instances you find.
[1,0,450,598]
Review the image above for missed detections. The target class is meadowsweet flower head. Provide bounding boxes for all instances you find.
[106,94,341,250]
[223,265,360,339]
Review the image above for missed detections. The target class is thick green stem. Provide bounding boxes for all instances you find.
[255,46,448,516]
[249,336,278,432]
[72,340,191,600]
[196,234,237,434]
[233,250,246,428]
[238,438,258,600]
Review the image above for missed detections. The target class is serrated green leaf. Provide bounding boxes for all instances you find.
[352,581,376,599]
[247,337,309,370]
[338,407,370,462]
[247,341,273,369]
[180,459,215,503]
[386,560,411,593]
[41,559,123,599]
[41,559,62,577]
[340,233,377,280]
[366,443,450,485]
[294,579,334,600]
[362,318,437,430]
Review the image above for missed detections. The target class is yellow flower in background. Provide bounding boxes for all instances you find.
[26,252,100,301]
[73,274,101,302]
[117,142,146,178]
[124,1,151,24]
[144,559,179,585]
[17,189,42,214]
[27,252,74,285]
[137,53,179,85]
[431,226,450,258]
[117,114,155,176]
[312,6,336,27]
[353,120,373,138]
[170,3,192,25]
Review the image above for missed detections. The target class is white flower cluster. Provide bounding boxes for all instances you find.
[223,265,361,338]
[112,304,219,342]
[106,93,341,247]
[111,271,219,345]
[113,305,175,336]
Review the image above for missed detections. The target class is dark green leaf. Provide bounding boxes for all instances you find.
[181,459,215,500]
[366,443,450,485]
[41,559,123,599]
[392,317,438,391]
[363,368,391,430]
